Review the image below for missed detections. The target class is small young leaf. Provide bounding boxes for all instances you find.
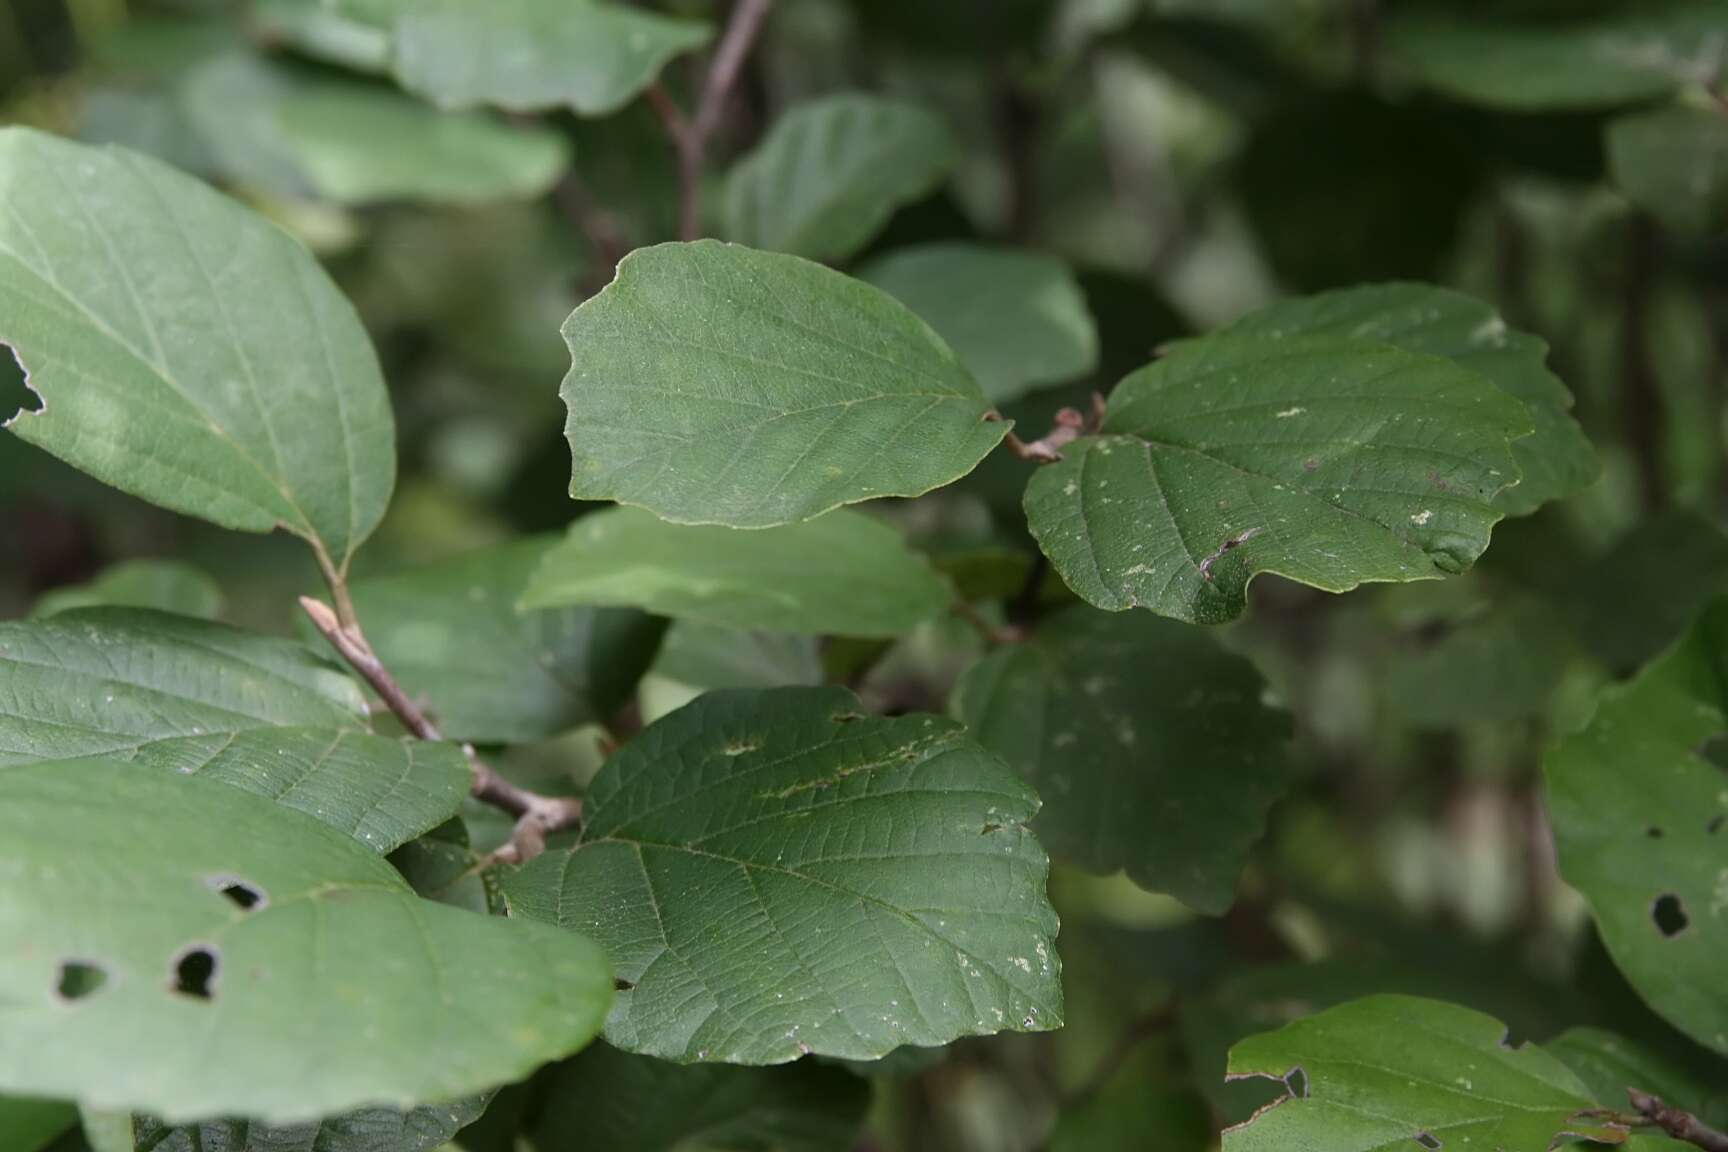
[723,94,956,263]
[503,686,1063,1063]
[30,559,223,621]
[1223,996,1630,1150]
[531,1043,869,1152]
[1024,335,1532,624]
[560,242,1005,528]
[0,608,362,767]
[860,244,1100,405]
[1608,104,1728,236]
[0,759,612,1124]
[133,1097,490,1152]
[0,129,395,571]
[953,606,1293,914]
[1545,598,1728,1057]
[345,537,665,744]
[122,729,470,854]
[1385,1,1726,111]
[336,0,711,118]
[521,507,953,638]
[654,622,824,691]
[1201,283,1597,516]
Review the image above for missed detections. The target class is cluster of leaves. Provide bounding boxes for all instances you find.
[1,0,1727,1150]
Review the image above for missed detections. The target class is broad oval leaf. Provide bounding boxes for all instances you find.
[345,537,665,744]
[0,128,395,571]
[0,608,362,767]
[1608,104,1728,236]
[521,507,953,638]
[561,241,1006,528]
[30,559,222,620]
[1545,598,1728,1057]
[1024,335,1532,624]
[503,686,1063,1063]
[337,0,711,118]
[1223,995,1630,1151]
[0,759,612,1123]
[1203,283,1597,516]
[132,1097,489,1152]
[1384,2,1726,111]
[531,1043,870,1152]
[954,606,1293,915]
[122,729,470,854]
[723,94,956,263]
[860,244,1099,406]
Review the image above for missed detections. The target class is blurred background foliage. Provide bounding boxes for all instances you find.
[3,0,1728,1149]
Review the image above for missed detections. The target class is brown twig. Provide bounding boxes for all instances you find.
[1629,1090,1728,1152]
[990,393,1105,463]
[951,599,1022,647]
[555,173,630,293]
[650,0,774,240]
[299,596,582,865]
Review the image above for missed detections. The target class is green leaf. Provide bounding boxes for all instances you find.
[121,729,470,854]
[0,608,362,767]
[858,244,1099,405]
[1383,595,1578,729]
[178,52,315,201]
[1201,283,1597,516]
[653,622,824,691]
[1565,509,1728,674]
[1608,104,1728,236]
[1384,1,1726,111]
[1049,1059,1211,1152]
[1024,335,1532,624]
[530,1043,869,1152]
[0,128,395,571]
[0,759,610,1124]
[953,606,1292,914]
[503,686,1062,1063]
[560,241,1006,528]
[31,559,222,620]
[521,507,953,638]
[1548,1028,1724,1129]
[276,81,570,207]
[337,0,711,118]
[252,0,392,75]
[1222,995,1629,1151]
[132,1098,489,1152]
[0,1097,76,1152]
[1545,598,1728,1057]
[723,95,956,263]
[345,537,665,744]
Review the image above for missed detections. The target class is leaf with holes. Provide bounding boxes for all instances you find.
[0,759,611,1124]
[1384,1,1727,111]
[723,94,956,263]
[1197,283,1596,516]
[333,0,711,117]
[953,606,1293,914]
[131,1096,490,1152]
[0,608,362,767]
[560,241,1005,528]
[1222,995,1631,1151]
[1608,105,1728,237]
[858,244,1098,406]
[31,560,223,621]
[0,128,395,572]
[521,507,953,638]
[344,537,665,744]
[502,686,1062,1063]
[1545,597,1728,1057]
[1024,334,1532,624]
[531,1042,869,1152]
[120,729,470,854]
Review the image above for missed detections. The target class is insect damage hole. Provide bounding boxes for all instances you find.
[56,959,108,1001]
[170,945,220,1000]
[1283,1066,1309,1100]
[207,875,267,911]
[1414,1132,1443,1150]
[1652,893,1690,938]
[0,343,41,425]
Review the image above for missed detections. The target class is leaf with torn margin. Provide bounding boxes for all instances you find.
[502,685,1062,1064]
[1545,597,1728,1058]
[1222,995,1629,1151]
[0,759,611,1125]
[560,241,1006,529]
[1024,334,1532,625]
[0,128,395,572]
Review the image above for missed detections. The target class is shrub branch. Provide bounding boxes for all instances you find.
[1629,1090,1728,1152]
